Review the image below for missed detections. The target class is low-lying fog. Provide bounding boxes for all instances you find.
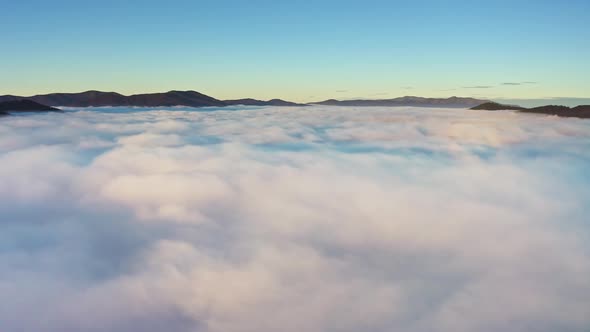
[1,106,589,332]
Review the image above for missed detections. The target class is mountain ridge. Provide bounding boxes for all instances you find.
[223,98,306,107]
[0,90,226,108]
[1,91,493,109]
[471,102,590,118]
[0,100,62,115]
[311,96,490,108]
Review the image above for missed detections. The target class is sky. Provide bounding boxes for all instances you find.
[1,0,589,102]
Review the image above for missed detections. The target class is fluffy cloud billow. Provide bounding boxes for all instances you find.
[0,106,589,332]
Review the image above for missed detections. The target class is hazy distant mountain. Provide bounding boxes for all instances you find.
[224,98,306,107]
[0,90,226,107]
[0,100,61,115]
[471,102,590,118]
[312,96,490,108]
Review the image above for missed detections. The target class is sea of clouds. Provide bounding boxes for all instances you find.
[1,105,589,332]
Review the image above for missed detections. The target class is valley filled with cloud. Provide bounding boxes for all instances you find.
[1,106,589,332]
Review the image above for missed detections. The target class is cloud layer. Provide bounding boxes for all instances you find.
[1,106,590,332]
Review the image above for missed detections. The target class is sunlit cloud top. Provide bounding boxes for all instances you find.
[1,106,590,331]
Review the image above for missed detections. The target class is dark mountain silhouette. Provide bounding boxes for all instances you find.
[0,90,226,107]
[0,91,488,109]
[471,102,526,111]
[523,105,590,118]
[0,100,61,115]
[312,96,489,108]
[2,91,587,118]
[224,98,306,107]
[126,91,225,107]
[0,90,309,108]
[471,102,590,119]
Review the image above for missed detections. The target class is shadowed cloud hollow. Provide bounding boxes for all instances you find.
[0,106,589,332]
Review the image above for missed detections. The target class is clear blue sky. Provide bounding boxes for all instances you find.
[1,0,589,102]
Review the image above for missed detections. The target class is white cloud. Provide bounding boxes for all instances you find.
[0,106,589,332]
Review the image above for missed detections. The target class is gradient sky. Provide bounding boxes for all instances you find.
[1,0,589,102]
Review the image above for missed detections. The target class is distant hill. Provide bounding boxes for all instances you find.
[224,98,306,107]
[471,102,590,119]
[523,105,590,118]
[0,90,310,108]
[312,96,489,108]
[0,100,61,115]
[0,90,226,108]
[6,91,588,118]
[471,102,526,111]
[0,91,489,109]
